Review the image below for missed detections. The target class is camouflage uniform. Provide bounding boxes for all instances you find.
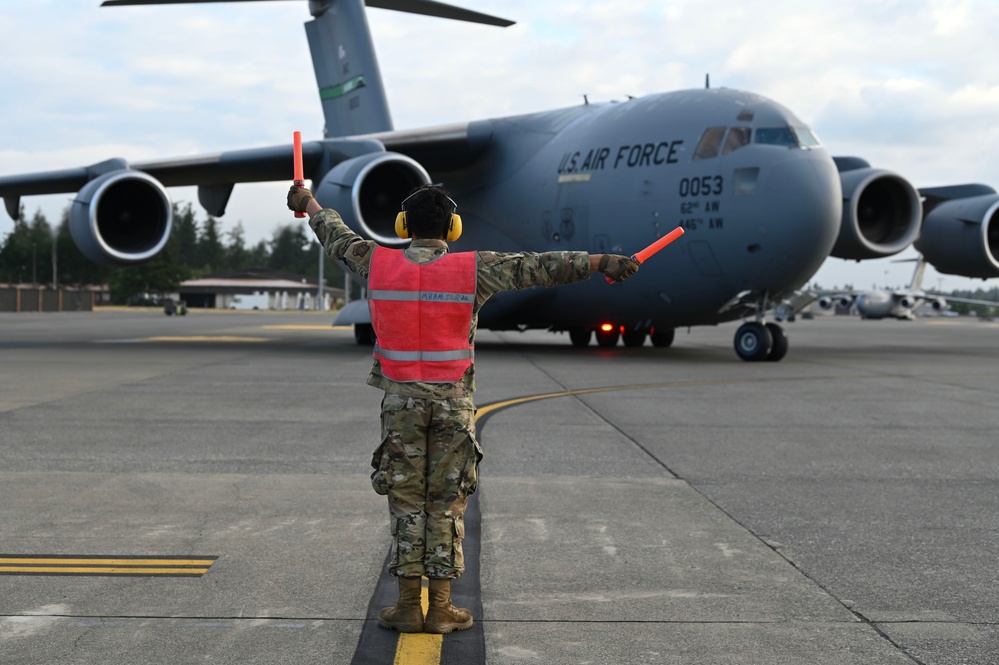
[309,208,591,579]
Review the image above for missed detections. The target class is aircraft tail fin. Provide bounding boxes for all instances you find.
[909,256,928,291]
[308,1,513,137]
[103,0,512,139]
[307,0,394,137]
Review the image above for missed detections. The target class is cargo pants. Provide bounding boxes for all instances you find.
[371,393,483,579]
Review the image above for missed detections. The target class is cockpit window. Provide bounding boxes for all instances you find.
[723,127,751,155]
[693,127,726,160]
[793,126,821,147]
[754,125,823,148]
[694,123,819,160]
[754,127,797,147]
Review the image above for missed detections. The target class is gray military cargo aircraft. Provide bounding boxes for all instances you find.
[1,0,998,361]
[813,255,999,320]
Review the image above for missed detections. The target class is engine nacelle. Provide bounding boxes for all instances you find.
[898,295,915,310]
[817,295,852,310]
[69,170,172,267]
[314,152,431,246]
[831,166,922,260]
[915,194,999,278]
[930,297,948,311]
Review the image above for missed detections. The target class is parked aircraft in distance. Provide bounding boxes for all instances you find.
[1,0,997,361]
[814,256,999,320]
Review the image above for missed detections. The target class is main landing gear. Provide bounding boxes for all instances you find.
[733,321,788,362]
[566,317,788,362]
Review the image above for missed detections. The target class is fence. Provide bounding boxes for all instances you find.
[0,286,99,312]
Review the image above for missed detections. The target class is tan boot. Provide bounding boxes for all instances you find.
[378,576,425,633]
[423,578,473,634]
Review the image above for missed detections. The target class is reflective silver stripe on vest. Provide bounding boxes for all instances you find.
[369,289,474,304]
[374,345,475,362]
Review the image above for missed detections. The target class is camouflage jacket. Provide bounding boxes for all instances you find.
[309,208,591,399]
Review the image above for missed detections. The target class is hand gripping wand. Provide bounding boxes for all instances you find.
[292,131,306,218]
[605,226,685,284]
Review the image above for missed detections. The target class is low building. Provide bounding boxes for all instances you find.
[178,269,343,310]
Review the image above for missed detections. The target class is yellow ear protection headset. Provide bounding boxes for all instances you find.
[395,188,463,241]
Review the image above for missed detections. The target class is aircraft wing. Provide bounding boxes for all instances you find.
[926,293,999,308]
[0,139,341,219]
[0,122,491,265]
[780,289,854,313]
[0,122,486,216]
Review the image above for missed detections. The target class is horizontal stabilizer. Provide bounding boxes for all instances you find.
[102,0,515,26]
[367,0,513,26]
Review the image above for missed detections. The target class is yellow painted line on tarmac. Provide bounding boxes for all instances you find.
[396,634,442,664]
[476,379,741,420]
[0,557,215,566]
[395,582,441,665]
[0,566,211,575]
[0,555,218,576]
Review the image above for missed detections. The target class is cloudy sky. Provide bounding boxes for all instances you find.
[2,0,998,292]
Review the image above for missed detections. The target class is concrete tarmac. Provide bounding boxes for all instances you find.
[0,309,996,664]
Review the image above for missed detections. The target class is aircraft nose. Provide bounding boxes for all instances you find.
[754,153,842,285]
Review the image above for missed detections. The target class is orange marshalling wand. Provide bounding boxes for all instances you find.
[605,226,684,283]
[293,131,305,218]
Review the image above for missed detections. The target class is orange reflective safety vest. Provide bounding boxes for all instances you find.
[368,246,477,383]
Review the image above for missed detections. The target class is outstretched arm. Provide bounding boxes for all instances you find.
[287,186,375,278]
[590,254,640,282]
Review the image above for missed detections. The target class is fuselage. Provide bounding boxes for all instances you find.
[440,88,842,331]
[855,290,919,320]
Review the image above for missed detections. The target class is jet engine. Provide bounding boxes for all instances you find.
[830,159,922,260]
[929,297,948,311]
[314,152,431,246]
[898,295,915,310]
[817,295,853,310]
[914,194,999,278]
[69,170,173,267]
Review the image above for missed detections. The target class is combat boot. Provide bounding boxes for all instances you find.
[378,576,424,633]
[423,578,473,634]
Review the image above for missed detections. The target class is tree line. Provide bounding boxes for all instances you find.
[3,204,997,312]
[0,204,346,304]
[941,287,999,316]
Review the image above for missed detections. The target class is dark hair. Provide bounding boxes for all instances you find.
[403,185,455,239]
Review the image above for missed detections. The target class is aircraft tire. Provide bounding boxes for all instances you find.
[568,328,592,347]
[764,323,789,362]
[733,322,773,361]
[622,330,647,347]
[650,327,675,348]
[595,328,620,348]
[354,323,377,346]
